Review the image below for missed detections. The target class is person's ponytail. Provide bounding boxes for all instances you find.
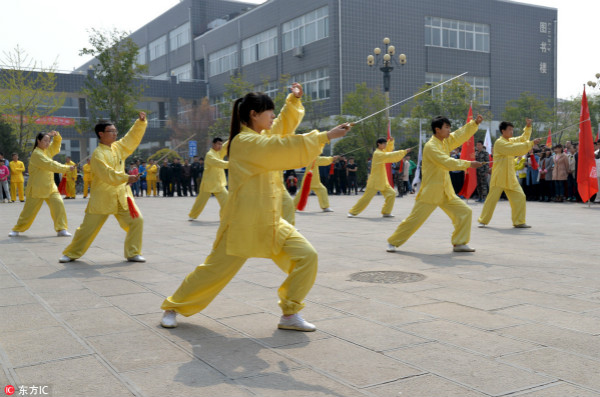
[228,98,244,157]
[227,92,275,157]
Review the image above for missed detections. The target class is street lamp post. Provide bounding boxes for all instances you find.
[367,37,407,124]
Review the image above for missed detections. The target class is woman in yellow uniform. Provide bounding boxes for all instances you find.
[82,159,92,198]
[146,158,158,196]
[63,156,77,199]
[293,154,338,212]
[348,138,410,218]
[160,92,351,331]
[9,153,25,202]
[9,131,74,237]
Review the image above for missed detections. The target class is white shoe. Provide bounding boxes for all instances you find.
[382,213,395,218]
[322,207,334,212]
[347,213,356,218]
[478,223,486,228]
[453,244,476,252]
[8,231,19,237]
[278,313,316,332]
[127,255,146,262]
[58,255,74,263]
[160,310,178,328]
[386,243,397,252]
[57,230,72,237]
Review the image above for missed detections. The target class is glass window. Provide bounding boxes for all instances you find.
[169,23,190,51]
[171,63,192,81]
[208,44,238,77]
[149,35,167,60]
[136,46,147,65]
[241,27,277,66]
[424,17,489,53]
[425,73,490,105]
[291,68,330,100]
[282,6,329,52]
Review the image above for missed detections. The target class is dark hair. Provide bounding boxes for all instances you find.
[431,116,451,134]
[477,140,484,145]
[212,137,223,144]
[95,120,115,139]
[499,121,514,132]
[32,132,49,151]
[228,92,275,156]
[554,144,563,152]
[376,138,387,146]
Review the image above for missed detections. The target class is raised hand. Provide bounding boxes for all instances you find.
[291,83,303,98]
[139,112,146,122]
[526,118,533,127]
[475,115,484,125]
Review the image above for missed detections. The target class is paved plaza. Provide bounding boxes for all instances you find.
[1,193,600,397]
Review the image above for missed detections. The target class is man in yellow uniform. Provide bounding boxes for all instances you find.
[293,154,338,212]
[9,153,25,202]
[478,118,540,228]
[387,115,483,253]
[348,138,410,217]
[82,159,92,198]
[188,137,228,220]
[63,156,77,199]
[146,158,158,196]
[60,112,148,263]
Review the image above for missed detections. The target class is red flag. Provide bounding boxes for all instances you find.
[458,105,476,199]
[385,119,394,187]
[577,86,598,202]
[545,128,552,148]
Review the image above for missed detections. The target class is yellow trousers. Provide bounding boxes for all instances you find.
[349,185,396,216]
[66,178,76,198]
[147,180,157,196]
[63,208,143,259]
[161,227,317,316]
[188,189,228,219]
[11,182,24,201]
[388,196,472,247]
[292,183,330,209]
[83,181,91,198]
[281,189,295,225]
[12,192,68,232]
[478,186,526,226]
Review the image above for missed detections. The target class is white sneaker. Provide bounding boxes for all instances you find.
[57,230,72,237]
[478,223,487,228]
[347,213,356,218]
[382,213,395,218]
[322,207,334,212]
[58,255,74,263]
[127,255,146,262]
[160,310,178,328]
[453,244,476,252]
[8,231,19,237]
[386,243,397,252]
[278,313,316,332]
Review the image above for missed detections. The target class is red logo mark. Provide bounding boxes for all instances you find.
[4,385,15,396]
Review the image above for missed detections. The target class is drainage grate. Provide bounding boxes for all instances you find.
[349,271,426,284]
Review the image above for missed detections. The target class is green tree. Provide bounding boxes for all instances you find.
[0,119,23,159]
[148,148,182,163]
[208,74,254,139]
[501,92,553,135]
[79,28,147,137]
[0,46,65,154]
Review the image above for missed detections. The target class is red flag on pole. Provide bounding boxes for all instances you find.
[385,119,394,187]
[577,86,598,203]
[458,105,476,199]
[545,128,552,148]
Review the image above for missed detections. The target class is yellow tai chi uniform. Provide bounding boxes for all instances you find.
[11,134,71,233]
[478,126,534,226]
[162,126,331,316]
[63,119,147,260]
[388,120,479,247]
[9,159,25,201]
[188,148,229,219]
[263,94,305,225]
[64,160,77,198]
[146,164,158,196]
[293,155,334,210]
[349,140,407,216]
[82,163,92,198]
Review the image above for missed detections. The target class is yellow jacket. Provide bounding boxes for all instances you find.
[146,164,158,181]
[25,134,71,198]
[199,148,228,193]
[9,160,25,183]
[83,163,92,182]
[218,126,330,258]
[416,120,479,205]
[515,157,527,179]
[87,119,147,214]
[490,126,533,190]
[367,139,407,190]
[64,160,77,181]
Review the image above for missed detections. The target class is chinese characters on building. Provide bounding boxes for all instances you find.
[538,21,552,75]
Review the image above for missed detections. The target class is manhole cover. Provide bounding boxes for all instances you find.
[349,271,426,284]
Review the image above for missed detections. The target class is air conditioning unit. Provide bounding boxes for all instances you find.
[293,46,304,58]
